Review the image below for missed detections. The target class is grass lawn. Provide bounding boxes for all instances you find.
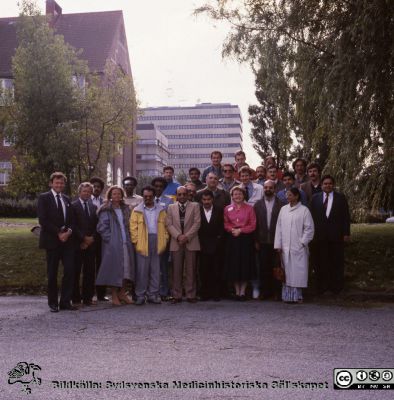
[0,224,46,294]
[0,219,393,294]
[345,224,394,292]
[0,217,38,225]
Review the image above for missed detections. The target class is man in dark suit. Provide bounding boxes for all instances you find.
[89,176,108,301]
[254,180,283,299]
[72,182,98,306]
[198,190,224,301]
[310,175,351,295]
[37,172,76,312]
[196,172,231,212]
[300,162,322,204]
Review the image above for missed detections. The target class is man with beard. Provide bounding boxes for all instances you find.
[188,168,206,191]
[300,163,322,204]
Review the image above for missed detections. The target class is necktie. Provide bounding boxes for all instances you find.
[323,193,329,209]
[83,201,89,218]
[56,194,65,223]
[156,198,160,204]
[245,186,250,201]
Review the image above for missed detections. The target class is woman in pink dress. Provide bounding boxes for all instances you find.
[223,186,257,300]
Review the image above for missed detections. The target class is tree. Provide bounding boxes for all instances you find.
[8,0,87,193]
[74,61,138,183]
[4,0,138,195]
[196,0,394,214]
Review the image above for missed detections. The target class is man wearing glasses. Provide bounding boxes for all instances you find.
[219,164,240,193]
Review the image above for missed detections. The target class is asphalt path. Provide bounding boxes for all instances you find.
[0,296,393,400]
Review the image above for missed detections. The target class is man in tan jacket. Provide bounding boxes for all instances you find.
[166,186,201,303]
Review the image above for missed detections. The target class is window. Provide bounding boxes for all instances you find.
[0,161,12,185]
[137,139,158,145]
[158,124,242,130]
[169,153,235,159]
[166,133,242,140]
[1,79,13,90]
[138,113,241,121]
[0,79,14,103]
[72,75,85,89]
[3,138,11,147]
[169,143,240,149]
[106,163,113,186]
[172,163,209,169]
[116,143,123,155]
[136,154,163,162]
[117,168,122,186]
[136,169,160,177]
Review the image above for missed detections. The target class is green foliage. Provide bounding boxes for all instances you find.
[196,0,394,212]
[135,175,156,195]
[9,1,87,193]
[176,170,187,185]
[0,197,37,218]
[345,224,394,292]
[75,61,137,182]
[4,0,137,196]
[5,156,48,197]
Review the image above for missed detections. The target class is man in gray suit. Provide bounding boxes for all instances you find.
[254,180,283,300]
[166,186,201,303]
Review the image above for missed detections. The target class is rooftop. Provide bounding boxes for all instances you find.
[0,8,126,77]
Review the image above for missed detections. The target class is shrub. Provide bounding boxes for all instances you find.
[0,198,37,217]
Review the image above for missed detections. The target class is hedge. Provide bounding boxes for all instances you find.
[0,198,37,218]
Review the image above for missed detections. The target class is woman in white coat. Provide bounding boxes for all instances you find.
[274,187,314,303]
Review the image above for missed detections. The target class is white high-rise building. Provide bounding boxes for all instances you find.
[138,103,243,174]
[135,123,169,177]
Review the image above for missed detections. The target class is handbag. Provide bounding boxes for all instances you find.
[272,253,285,282]
[273,266,285,282]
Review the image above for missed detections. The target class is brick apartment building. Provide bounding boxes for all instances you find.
[0,0,136,188]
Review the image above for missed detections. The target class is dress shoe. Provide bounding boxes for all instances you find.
[186,298,197,304]
[82,300,93,306]
[213,297,221,302]
[161,295,171,302]
[49,304,59,313]
[97,296,110,302]
[148,296,162,304]
[134,298,146,306]
[170,298,182,304]
[239,295,247,302]
[59,304,78,311]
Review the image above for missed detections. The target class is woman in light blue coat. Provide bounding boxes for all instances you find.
[96,186,135,305]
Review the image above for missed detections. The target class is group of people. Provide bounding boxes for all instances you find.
[37,150,350,312]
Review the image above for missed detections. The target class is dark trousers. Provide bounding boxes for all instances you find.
[258,243,281,298]
[314,241,345,294]
[46,245,75,306]
[159,246,171,297]
[94,237,106,299]
[73,246,96,303]
[199,251,222,299]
